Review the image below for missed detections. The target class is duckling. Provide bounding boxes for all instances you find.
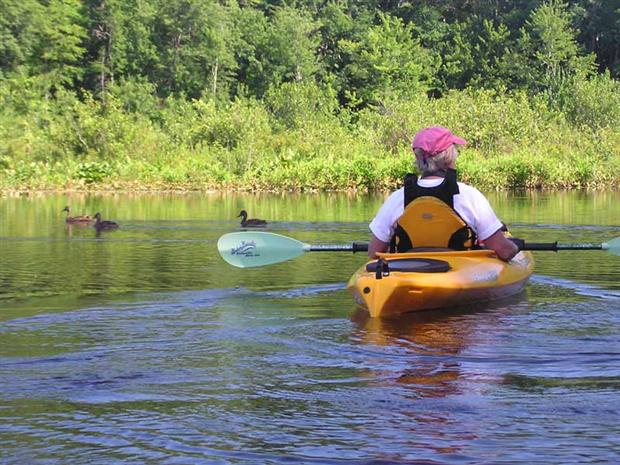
[62,206,93,224]
[237,210,267,227]
[93,212,119,230]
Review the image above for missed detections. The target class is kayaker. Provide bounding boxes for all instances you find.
[367,126,519,261]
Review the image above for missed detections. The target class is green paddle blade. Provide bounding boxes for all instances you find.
[602,237,620,256]
[217,232,310,268]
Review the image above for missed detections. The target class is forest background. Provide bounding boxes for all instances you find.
[1,0,619,192]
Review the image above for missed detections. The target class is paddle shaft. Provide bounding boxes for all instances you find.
[509,237,616,252]
[309,242,368,252]
[521,242,603,251]
[309,241,606,252]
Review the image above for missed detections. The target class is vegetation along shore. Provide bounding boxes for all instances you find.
[1,0,619,193]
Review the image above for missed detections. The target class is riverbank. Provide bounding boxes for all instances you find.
[2,86,619,193]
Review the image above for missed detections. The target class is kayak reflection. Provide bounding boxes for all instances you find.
[350,293,528,398]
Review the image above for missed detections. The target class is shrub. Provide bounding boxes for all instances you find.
[75,161,113,183]
[558,72,620,131]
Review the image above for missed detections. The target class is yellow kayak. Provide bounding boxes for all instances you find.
[347,249,534,318]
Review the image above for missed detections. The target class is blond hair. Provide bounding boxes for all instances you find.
[414,145,458,176]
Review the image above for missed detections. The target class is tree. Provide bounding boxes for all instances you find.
[237,4,321,97]
[440,19,514,91]
[82,0,159,97]
[512,0,596,97]
[0,0,44,75]
[32,0,87,86]
[152,0,240,99]
[1,0,86,88]
[572,0,620,77]
[339,12,435,106]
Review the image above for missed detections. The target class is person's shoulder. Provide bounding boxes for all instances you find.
[386,187,404,200]
[456,182,487,199]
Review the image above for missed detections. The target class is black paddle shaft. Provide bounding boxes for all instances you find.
[510,238,603,251]
[309,240,604,253]
[309,242,369,253]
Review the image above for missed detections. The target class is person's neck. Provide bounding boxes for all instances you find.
[421,166,454,179]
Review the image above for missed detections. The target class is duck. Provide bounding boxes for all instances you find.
[237,210,267,227]
[62,206,93,224]
[93,212,119,230]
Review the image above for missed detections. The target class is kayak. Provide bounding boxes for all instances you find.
[218,231,617,317]
[347,249,534,318]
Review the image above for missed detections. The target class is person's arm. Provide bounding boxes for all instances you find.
[368,189,403,258]
[482,229,519,262]
[368,234,389,258]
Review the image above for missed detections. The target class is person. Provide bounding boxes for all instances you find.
[367,126,519,261]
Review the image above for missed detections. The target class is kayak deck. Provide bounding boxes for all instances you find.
[347,249,534,318]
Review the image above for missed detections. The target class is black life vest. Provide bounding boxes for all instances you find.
[390,169,477,252]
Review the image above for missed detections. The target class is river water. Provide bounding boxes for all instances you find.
[0,191,619,464]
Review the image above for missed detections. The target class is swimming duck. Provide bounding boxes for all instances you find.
[93,212,119,230]
[237,210,267,227]
[62,206,93,224]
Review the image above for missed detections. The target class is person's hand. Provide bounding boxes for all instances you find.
[509,237,525,250]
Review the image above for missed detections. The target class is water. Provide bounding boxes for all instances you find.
[1,191,619,464]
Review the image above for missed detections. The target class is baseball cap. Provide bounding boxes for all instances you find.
[412,126,467,156]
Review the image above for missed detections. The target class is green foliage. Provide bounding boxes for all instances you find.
[2,0,618,102]
[236,5,321,98]
[557,72,620,131]
[571,0,620,76]
[442,19,514,91]
[108,77,159,116]
[1,0,620,193]
[82,0,156,94]
[35,0,87,85]
[0,0,44,71]
[75,160,113,183]
[264,80,339,129]
[339,12,435,105]
[1,0,86,87]
[2,74,618,192]
[189,96,272,177]
[514,0,596,98]
[152,0,240,99]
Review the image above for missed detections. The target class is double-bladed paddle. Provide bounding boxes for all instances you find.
[217,232,620,268]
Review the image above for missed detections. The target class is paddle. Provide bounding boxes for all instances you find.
[217,232,620,268]
[217,231,368,268]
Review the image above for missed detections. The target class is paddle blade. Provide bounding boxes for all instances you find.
[217,232,309,268]
[602,237,620,256]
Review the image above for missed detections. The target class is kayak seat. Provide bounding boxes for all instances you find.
[366,258,450,273]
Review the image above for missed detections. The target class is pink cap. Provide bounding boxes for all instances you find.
[412,126,467,157]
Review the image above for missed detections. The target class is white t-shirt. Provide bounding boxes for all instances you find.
[369,178,503,243]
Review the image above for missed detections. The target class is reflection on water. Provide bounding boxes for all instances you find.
[1,191,619,464]
[351,294,528,399]
[353,307,469,392]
